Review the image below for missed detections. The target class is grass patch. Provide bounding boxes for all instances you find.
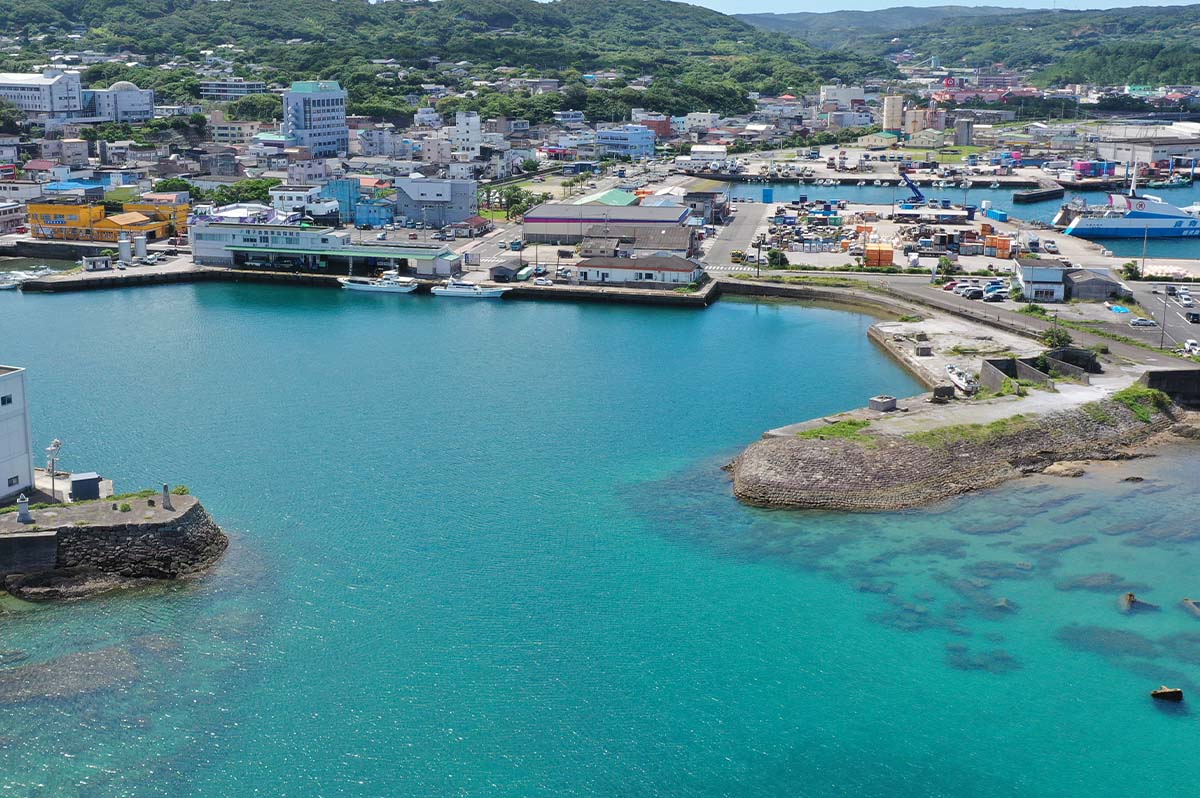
[907,415,1033,447]
[1081,402,1115,425]
[796,418,875,445]
[731,273,872,290]
[898,314,924,322]
[0,487,164,515]
[1111,385,1171,423]
[118,502,132,513]
[1018,303,1049,317]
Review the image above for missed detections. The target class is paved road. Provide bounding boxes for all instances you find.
[703,202,770,271]
[1125,280,1200,350]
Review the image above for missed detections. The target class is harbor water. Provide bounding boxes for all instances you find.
[729,181,1200,259]
[2,284,1200,796]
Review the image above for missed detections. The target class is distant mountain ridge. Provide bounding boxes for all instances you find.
[736,6,1032,49]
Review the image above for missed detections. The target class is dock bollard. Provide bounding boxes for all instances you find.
[162,483,173,511]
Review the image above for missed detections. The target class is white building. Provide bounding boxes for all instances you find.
[0,365,34,504]
[819,85,865,108]
[0,201,23,232]
[682,112,720,132]
[574,255,704,285]
[190,208,461,276]
[268,185,340,218]
[554,110,586,124]
[199,78,268,101]
[0,69,82,118]
[450,111,481,158]
[85,80,154,123]
[282,80,349,158]
[414,107,442,127]
[358,128,414,159]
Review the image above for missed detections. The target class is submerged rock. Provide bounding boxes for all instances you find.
[945,644,1022,674]
[1056,624,1159,659]
[0,647,138,704]
[1055,573,1149,593]
[1043,461,1087,478]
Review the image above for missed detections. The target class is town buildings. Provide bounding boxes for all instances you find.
[595,124,656,159]
[282,80,349,158]
[83,81,154,123]
[0,70,82,118]
[27,197,171,242]
[199,78,267,101]
[0,365,34,504]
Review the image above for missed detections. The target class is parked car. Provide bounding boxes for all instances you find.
[1185,339,1200,355]
[534,277,553,286]
[1180,297,1195,308]
[533,265,548,275]
[1130,317,1159,328]
[1187,312,1200,324]
[941,281,959,291]
[1041,239,1059,253]
[962,288,985,300]
[982,292,1007,303]
[408,233,418,240]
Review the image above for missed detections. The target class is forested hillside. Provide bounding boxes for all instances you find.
[736,6,1028,50]
[0,0,894,118]
[864,4,1200,83]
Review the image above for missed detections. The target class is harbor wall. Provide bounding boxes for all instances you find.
[1141,369,1200,407]
[1,495,228,600]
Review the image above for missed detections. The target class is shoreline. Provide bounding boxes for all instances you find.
[0,491,228,601]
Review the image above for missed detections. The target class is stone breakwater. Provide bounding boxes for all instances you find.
[0,494,228,600]
[730,402,1182,512]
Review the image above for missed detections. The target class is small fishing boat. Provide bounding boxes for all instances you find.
[1146,173,1191,189]
[1181,597,1200,618]
[338,271,419,293]
[1120,591,1160,613]
[857,180,866,187]
[1152,685,1184,702]
[432,278,511,298]
[990,181,1001,189]
[873,179,882,186]
[945,364,979,395]
[0,281,18,290]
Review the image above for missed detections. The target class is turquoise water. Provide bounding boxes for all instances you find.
[731,181,1200,259]
[2,284,1200,797]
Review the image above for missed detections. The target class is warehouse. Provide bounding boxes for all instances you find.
[521,203,690,244]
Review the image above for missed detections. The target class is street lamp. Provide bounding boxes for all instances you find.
[755,234,766,278]
[45,438,61,501]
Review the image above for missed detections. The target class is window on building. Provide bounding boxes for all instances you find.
[0,394,11,405]
[7,475,18,487]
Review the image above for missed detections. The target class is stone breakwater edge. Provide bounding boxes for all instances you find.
[0,491,229,601]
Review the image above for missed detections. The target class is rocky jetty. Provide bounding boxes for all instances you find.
[0,492,228,601]
[730,399,1178,512]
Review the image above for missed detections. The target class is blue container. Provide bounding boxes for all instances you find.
[798,195,808,204]
[965,205,977,221]
[823,203,832,213]
[762,187,774,204]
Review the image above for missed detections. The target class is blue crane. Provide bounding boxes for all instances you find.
[900,170,925,203]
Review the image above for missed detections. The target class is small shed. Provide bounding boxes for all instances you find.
[70,472,102,501]
[489,260,523,282]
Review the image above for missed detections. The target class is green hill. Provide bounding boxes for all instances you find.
[0,0,894,117]
[736,6,1029,50]
[866,4,1200,81]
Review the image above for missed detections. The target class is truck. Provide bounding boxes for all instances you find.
[617,168,626,178]
[730,249,746,264]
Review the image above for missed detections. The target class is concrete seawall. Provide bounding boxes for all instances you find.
[0,494,228,600]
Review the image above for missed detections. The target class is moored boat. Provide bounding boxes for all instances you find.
[0,281,17,290]
[431,278,511,298]
[1181,597,1200,618]
[338,271,419,293]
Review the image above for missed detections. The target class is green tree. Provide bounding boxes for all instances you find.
[1040,326,1073,349]
[767,249,788,268]
[226,94,283,123]
[521,158,540,173]
[1120,260,1142,281]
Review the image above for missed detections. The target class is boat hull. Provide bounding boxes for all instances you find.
[431,287,510,298]
[339,278,418,293]
[1064,220,1200,239]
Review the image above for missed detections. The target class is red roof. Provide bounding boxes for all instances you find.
[24,159,55,171]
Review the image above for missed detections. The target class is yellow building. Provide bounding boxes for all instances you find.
[27,198,171,242]
[122,191,191,233]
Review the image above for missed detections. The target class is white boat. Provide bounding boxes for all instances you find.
[432,278,511,298]
[990,181,1001,189]
[873,179,882,186]
[959,180,971,189]
[0,281,17,290]
[857,180,866,186]
[338,271,419,293]
[946,364,979,395]
[1053,169,1200,239]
